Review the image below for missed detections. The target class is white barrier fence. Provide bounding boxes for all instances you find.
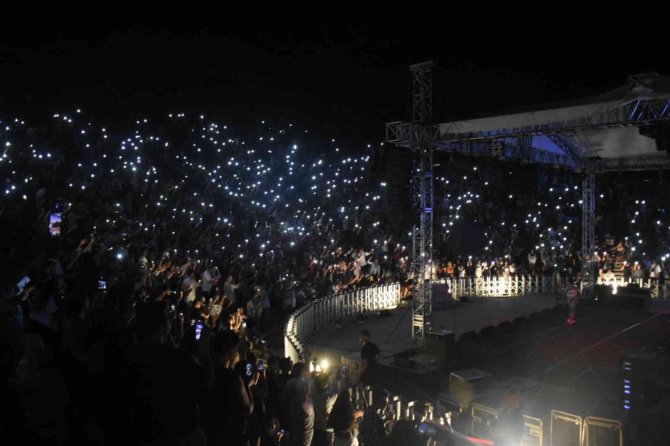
[284,283,401,364]
[440,276,564,298]
[596,277,669,299]
[284,276,668,362]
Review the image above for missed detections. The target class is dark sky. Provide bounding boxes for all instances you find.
[2,6,670,142]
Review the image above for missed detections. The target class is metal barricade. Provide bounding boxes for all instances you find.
[522,415,543,446]
[284,283,402,361]
[471,403,498,439]
[583,416,622,446]
[550,410,582,446]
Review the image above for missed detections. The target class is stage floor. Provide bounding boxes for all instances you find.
[307,295,670,419]
[307,293,561,361]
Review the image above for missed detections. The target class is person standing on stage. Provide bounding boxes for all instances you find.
[358,330,380,385]
[565,282,580,325]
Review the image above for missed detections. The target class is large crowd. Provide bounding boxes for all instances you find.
[0,110,668,445]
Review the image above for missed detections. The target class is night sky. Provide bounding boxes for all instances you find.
[2,6,670,143]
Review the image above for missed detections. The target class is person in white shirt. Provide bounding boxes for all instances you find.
[357,250,369,269]
[246,288,264,326]
[223,275,240,304]
[201,266,220,297]
[182,269,197,303]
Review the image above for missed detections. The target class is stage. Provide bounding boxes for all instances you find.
[306,295,670,421]
[307,293,561,364]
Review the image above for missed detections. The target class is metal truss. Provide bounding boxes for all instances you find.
[437,98,670,143]
[594,155,670,172]
[517,135,533,163]
[386,121,440,147]
[411,147,433,345]
[431,136,670,173]
[546,134,587,170]
[433,140,582,170]
[409,62,435,346]
[411,61,435,124]
[581,173,596,299]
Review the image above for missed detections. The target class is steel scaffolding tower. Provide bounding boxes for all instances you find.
[411,147,434,344]
[385,61,439,345]
[410,61,436,345]
[581,172,596,298]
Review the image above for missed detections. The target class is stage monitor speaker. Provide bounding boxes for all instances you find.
[391,350,414,368]
[614,286,651,310]
[432,283,454,310]
[449,369,491,404]
[425,330,455,361]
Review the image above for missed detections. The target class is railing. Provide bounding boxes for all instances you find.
[284,283,401,363]
[439,276,565,298]
[596,277,669,299]
[284,276,668,362]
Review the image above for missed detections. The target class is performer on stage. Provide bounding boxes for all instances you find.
[565,281,580,326]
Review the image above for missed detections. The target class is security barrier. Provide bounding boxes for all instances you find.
[550,410,583,446]
[443,276,564,298]
[596,277,669,299]
[284,283,401,363]
[284,275,663,363]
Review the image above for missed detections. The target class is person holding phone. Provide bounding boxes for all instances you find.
[48,200,63,237]
[283,362,314,446]
[194,320,204,341]
[327,390,363,446]
[358,389,391,446]
[202,331,253,446]
[117,302,207,445]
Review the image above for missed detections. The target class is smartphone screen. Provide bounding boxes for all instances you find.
[49,212,62,236]
[16,276,31,296]
[98,280,107,290]
[195,321,204,341]
[17,276,30,290]
[257,360,264,371]
[418,423,437,436]
[246,363,254,376]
